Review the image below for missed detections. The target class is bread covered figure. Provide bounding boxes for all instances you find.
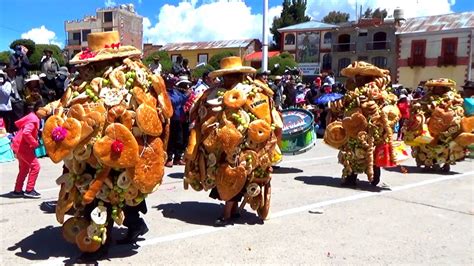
[184,56,282,225]
[39,32,171,255]
[324,61,400,186]
[403,78,473,171]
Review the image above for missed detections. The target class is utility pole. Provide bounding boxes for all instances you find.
[262,0,269,72]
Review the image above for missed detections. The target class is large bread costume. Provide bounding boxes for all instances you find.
[184,57,281,220]
[324,61,400,183]
[402,78,473,169]
[40,32,171,252]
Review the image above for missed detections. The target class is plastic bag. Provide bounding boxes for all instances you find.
[464,98,474,116]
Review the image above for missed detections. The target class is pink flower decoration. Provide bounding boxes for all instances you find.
[111,140,124,154]
[79,48,97,60]
[51,126,67,142]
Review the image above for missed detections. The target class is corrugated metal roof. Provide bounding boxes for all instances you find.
[160,39,257,51]
[278,21,338,32]
[244,51,280,61]
[396,12,474,34]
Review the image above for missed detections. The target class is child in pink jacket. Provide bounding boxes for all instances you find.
[10,104,41,198]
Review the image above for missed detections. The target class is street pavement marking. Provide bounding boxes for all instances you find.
[32,170,473,265]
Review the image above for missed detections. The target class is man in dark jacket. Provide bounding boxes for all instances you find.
[9,45,31,95]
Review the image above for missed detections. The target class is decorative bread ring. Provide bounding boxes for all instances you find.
[246,183,261,198]
[43,115,82,163]
[56,184,77,224]
[208,153,217,167]
[76,229,101,253]
[56,173,75,191]
[62,217,89,244]
[223,88,247,109]
[117,172,132,190]
[86,223,100,238]
[82,167,111,205]
[136,103,163,136]
[73,144,92,161]
[239,150,259,172]
[217,122,243,155]
[72,159,86,175]
[124,185,139,201]
[131,136,165,193]
[109,68,127,88]
[107,104,127,124]
[96,184,111,202]
[248,119,271,143]
[108,190,120,205]
[76,173,93,192]
[93,123,139,168]
[90,205,107,225]
[249,192,263,210]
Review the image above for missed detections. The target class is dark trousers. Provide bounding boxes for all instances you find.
[0,110,14,133]
[167,120,185,162]
[122,200,147,229]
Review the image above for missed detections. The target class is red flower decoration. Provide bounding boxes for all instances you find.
[79,48,97,60]
[51,126,68,142]
[111,139,124,154]
[104,43,121,49]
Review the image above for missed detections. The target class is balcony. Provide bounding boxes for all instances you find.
[66,39,81,46]
[408,56,426,67]
[332,43,356,52]
[438,55,457,66]
[366,41,390,51]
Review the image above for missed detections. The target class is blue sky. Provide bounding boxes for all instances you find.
[0,0,472,51]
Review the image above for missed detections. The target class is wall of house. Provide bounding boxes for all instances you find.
[165,47,248,68]
[398,65,468,89]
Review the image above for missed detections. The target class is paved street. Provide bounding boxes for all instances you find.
[0,139,473,265]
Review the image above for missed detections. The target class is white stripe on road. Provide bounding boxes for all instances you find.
[33,170,474,266]
[34,155,337,194]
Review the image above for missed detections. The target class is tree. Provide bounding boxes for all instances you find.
[322,11,350,24]
[29,44,65,70]
[0,51,11,64]
[268,52,298,75]
[208,51,235,70]
[362,7,388,19]
[192,64,215,79]
[270,0,311,50]
[9,39,36,57]
[143,50,172,73]
[363,8,373,18]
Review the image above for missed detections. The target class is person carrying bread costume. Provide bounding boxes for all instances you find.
[184,56,282,226]
[325,61,400,186]
[402,78,473,171]
[38,31,172,261]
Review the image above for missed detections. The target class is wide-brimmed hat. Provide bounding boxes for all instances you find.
[341,61,389,78]
[425,78,456,88]
[70,31,141,65]
[176,75,192,86]
[209,56,256,78]
[25,74,40,84]
[58,66,69,76]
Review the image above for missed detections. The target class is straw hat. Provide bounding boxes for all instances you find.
[341,61,389,78]
[70,31,141,65]
[425,78,456,88]
[175,75,192,86]
[209,56,256,78]
[25,74,40,84]
[324,121,348,149]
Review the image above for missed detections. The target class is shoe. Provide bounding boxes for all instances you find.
[75,245,109,263]
[40,201,57,213]
[24,190,41,199]
[214,217,233,227]
[10,191,24,198]
[173,159,186,165]
[165,160,173,168]
[117,222,149,245]
[231,212,241,219]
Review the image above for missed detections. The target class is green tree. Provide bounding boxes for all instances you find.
[372,8,388,19]
[363,8,373,18]
[143,50,173,73]
[208,51,235,69]
[29,44,65,70]
[192,64,215,79]
[322,11,350,24]
[0,51,11,64]
[268,52,298,75]
[9,39,36,57]
[270,0,311,50]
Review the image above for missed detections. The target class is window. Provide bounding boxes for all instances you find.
[171,54,181,63]
[72,32,81,40]
[373,32,387,50]
[323,32,332,44]
[104,12,113,23]
[409,40,426,66]
[441,38,457,57]
[337,34,351,52]
[284,33,296,45]
[198,53,208,64]
[322,54,332,70]
[337,58,351,76]
[358,32,368,37]
[104,27,113,32]
[372,56,387,68]
[358,56,369,61]
[82,29,91,42]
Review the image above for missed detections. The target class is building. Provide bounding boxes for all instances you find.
[331,18,397,81]
[64,4,143,61]
[143,43,163,59]
[396,12,474,88]
[277,21,338,76]
[159,39,261,68]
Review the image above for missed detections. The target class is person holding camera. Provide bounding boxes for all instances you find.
[40,48,59,94]
[9,45,31,96]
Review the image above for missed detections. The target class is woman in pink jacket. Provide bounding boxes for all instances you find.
[10,103,42,198]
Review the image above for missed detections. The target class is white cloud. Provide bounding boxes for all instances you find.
[105,0,117,7]
[143,0,281,45]
[306,0,455,21]
[21,26,62,47]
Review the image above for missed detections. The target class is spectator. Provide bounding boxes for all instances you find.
[397,94,410,140]
[24,75,43,105]
[165,75,191,167]
[9,45,31,95]
[10,101,43,198]
[4,66,23,131]
[149,56,162,75]
[171,55,184,76]
[182,58,191,77]
[39,73,55,104]
[40,48,59,93]
[323,72,335,86]
[0,70,14,132]
[270,75,283,111]
[193,71,212,96]
[283,77,297,108]
[55,66,70,100]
